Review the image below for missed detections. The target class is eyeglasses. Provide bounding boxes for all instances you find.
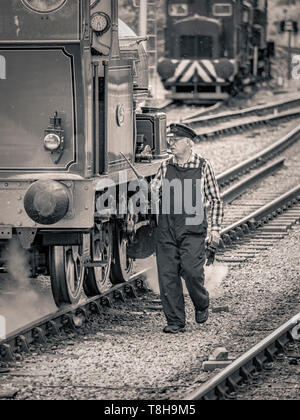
[167,137,186,146]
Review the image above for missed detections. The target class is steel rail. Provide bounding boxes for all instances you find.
[277,45,300,55]
[180,102,222,122]
[217,124,300,188]
[192,108,300,141]
[183,313,300,400]
[219,184,300,253]
[0,270,149,362]
[220,158,285,203]
[183,96,300,126]
[221,184,300,243]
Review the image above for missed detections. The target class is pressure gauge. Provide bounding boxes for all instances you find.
[90,12,111,35]
[21,0,67,13]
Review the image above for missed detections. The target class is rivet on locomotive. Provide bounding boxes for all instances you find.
[0,0,168,307]
[158,0,275,103]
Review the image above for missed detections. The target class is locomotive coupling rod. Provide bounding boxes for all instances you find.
[120,153,144,181]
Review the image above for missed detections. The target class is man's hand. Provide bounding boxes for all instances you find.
[210,231,221,248]
[205,232,221,266]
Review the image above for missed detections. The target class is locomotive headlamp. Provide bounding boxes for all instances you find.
[44,112,65,164]
[24,180,69,225]
[44,133,61,151]
[90,12,111,35]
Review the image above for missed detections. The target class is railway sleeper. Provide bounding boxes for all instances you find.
[15,335,30,354]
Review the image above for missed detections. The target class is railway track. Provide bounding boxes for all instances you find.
[181,181,300,400]
[216,125,300,263]
[216,123,300,189]
[166,97,300,142]
[183,313,300,400]
[218,185,300,264]
[192,107,300,142]
[159,103,220,127]
[278,45,300,55]
[1,123,300,362]
[179,132,300,400]
[0,271,149,362]
[182,96,300,126]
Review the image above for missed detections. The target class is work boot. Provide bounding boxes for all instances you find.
[195,308,209,324]
[163,325,185,334]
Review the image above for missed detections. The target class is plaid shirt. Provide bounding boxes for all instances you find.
[151,152,224,232]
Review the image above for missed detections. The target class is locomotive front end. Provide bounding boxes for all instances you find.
[0,0,97,305]
[158,0,241,103]
[0,0,167,308]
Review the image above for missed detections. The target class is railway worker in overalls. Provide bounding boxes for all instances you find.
[151,123,224,334]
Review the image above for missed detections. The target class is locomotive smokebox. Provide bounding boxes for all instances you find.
[24,180,69,225]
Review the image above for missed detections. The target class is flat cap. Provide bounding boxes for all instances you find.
[168,123,198,140]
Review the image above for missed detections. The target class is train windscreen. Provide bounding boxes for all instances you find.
[180,35,213,59]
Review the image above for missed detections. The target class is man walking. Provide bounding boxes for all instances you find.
[151,123,224,334]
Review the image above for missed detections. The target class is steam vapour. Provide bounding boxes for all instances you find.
[143,256,228,299]
[0,238,56,335]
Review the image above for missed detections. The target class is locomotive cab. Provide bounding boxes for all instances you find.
[0,0,166,308]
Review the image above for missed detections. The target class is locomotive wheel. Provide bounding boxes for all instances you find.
[84,224,113,297]
[50,245,85,307]
[110,222,133,284]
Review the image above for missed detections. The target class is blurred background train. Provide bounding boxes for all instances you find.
[0,0,167,308]
[157,0,275,103]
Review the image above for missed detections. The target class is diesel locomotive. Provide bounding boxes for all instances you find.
[157,0,274,102]
[0,0,168,307]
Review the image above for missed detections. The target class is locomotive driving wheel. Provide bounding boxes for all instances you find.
[50,245,85,307]
[110,221,133,284]
[84,223,113,297]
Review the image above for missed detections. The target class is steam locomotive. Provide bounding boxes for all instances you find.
[0,0,167,308]
[157,0,274,102]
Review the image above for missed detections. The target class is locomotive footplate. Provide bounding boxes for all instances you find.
[0,226,12,240]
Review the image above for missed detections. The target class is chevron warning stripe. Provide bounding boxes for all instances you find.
[166,59,236,84]
[168,60,190,83]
